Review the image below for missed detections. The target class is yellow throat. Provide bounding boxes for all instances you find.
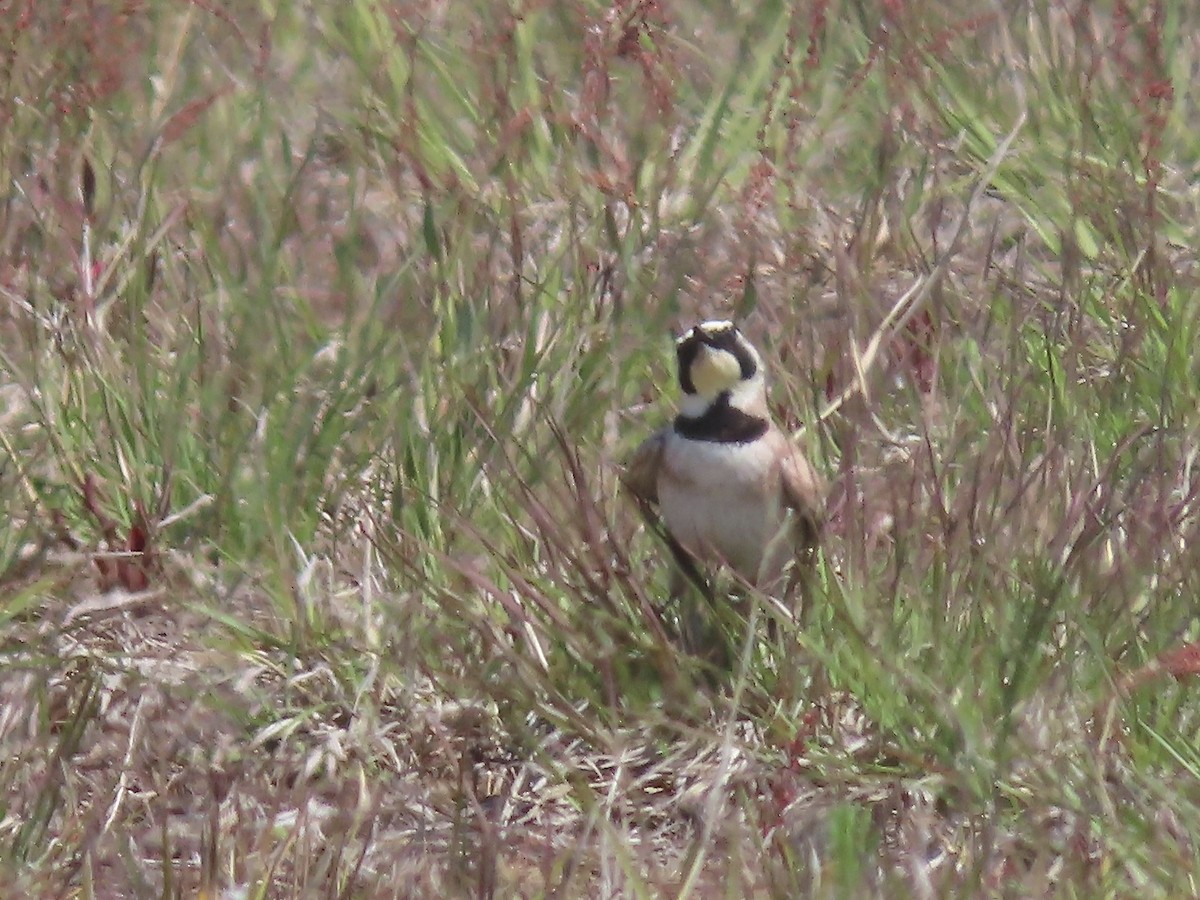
[689,344,743,397]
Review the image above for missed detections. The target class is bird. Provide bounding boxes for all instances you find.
[622,320,825,657]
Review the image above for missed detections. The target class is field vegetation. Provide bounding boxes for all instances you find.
[2,0,1199,895]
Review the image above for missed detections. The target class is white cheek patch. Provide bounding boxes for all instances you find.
[678,393,713,417]
[729,372,765,407]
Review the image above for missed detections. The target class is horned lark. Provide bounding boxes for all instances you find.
[623,321,824,647]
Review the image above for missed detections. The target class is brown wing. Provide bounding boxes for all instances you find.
[621,428,714,604]
[772,429,825,555]
[620,427,670,506]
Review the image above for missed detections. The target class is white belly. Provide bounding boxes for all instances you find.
[658,437,788,583]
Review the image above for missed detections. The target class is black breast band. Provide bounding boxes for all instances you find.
[674,392,769,443]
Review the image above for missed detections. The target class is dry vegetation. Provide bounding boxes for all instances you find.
[2,0,1200,896]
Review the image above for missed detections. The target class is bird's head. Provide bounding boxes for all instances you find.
[675,320,765,418]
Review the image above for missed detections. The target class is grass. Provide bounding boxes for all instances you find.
[2,0,1200,895]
